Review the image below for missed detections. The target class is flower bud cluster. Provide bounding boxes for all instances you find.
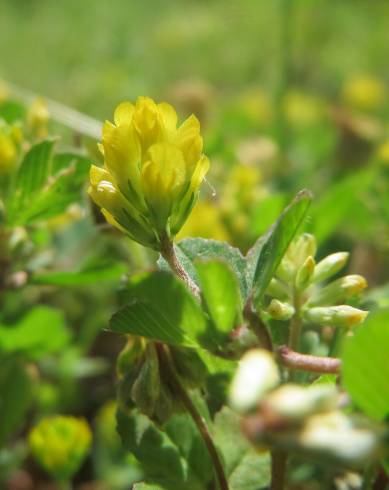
[229,349,382,466]
[89,97,209,250]
[265,233,368,328]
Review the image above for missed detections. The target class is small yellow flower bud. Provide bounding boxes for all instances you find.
[309,275,367,306]
[229,349,279,412]
[89,97,209,249]
[267,299,295,321]
[313,252,349,283]
[304,305,368,328]
[295,256,316,291]
[28,416,92,481]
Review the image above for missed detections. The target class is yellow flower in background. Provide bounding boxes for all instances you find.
[342,76,386,112]
[0,125,18,174]
[27,97,50,138]
[28,415,92,482]
[89,96,209,249]
[284,90,327,127]
[176,201,230,241]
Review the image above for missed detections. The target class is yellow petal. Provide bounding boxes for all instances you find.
[102,120,142,201]
[89,164,110,186]
[190,155,210,191]
[114,101,135,126]
[158,102,178,132]
[175,114,203,169]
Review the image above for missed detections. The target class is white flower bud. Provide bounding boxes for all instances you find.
[299,411,379,464]
[229,349,279,413]
[263,384,338,422]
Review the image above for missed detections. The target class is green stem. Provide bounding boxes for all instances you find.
[243,298,273,351]
[288,290,302,352]
[271,450,287,490]
[156,343,229,490]
[160,236,200,298]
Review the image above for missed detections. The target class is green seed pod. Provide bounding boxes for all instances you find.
[130,344,161,417]
[267,299,295,321]
[295,256,316,291]
[313,252,349,283]
[170,346,208,389]
[304,305,368,328]
[308,275,367,306]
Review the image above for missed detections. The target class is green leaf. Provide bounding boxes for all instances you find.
[247,189,312,306]
[8,139,55,219]
[110,272,212,350]
[196,260,242,340]
[159,238,248,300]
[309,168,376,243]
[342,309,389,421]
[32,262,127,286]
[0,100,26,124]
[7,147,90,225]
[0,359,33,446]
[117,409,211,490]
[214,407,270,490]
[0,306,70,359]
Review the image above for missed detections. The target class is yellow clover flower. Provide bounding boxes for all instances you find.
[89,96,210,250]
[28,415,92,482]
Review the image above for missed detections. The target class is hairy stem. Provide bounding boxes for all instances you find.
[278,346,341,374]
[160,236,200,298]
[271,450,287,490]
[244,298,273,351]
[156,343,229,490]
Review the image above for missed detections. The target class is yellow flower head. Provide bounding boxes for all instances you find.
[28,415,92,482]
[89,96,209,249]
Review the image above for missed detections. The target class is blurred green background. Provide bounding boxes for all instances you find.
[2,0,389,116]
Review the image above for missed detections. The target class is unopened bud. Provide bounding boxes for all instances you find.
[276,259,295,282]
[267,278,289,300]
[313,252,349,283]
[304,305,368,328]
[309,275,367,306]
[288,233,317,269]
[295,256,315,291]
[229,349,279,412]
[267,299,295,321]
[263,384,338,423]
